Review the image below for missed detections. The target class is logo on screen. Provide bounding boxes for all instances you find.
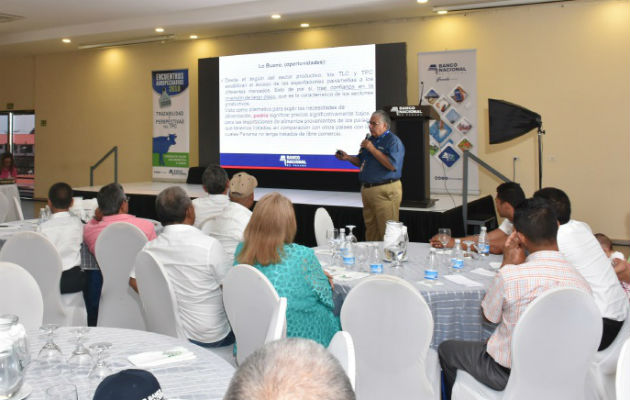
[279,155,307,167]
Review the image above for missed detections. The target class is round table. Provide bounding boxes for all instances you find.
[23,327,235,400]
[318,242,503,348]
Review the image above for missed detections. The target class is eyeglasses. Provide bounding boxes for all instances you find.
[368,121,381,126]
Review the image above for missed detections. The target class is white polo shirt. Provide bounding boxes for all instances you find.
[557,219,629,321]
[37,211,83,271]
[132,224,231,344]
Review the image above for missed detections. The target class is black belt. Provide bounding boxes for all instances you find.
[362,179,399,189]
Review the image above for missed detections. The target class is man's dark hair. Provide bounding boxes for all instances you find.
[533,187,571,224]
[48,182,73,210]
[513,197,558,245]
[202,165,229,195]
[97,183,126,216]
[496,182,525,208]
[155,186,191,226]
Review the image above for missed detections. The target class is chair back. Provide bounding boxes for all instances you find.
[0,232,84,325]
[135,251,185,338]
[588,315,630,399]
[314,207,334,247]
[95,222,147,330]
[340,275,434,400]
[502,287,601,400]
[264,297,287,343]
[0,261,44,330]
[223,264,280,365]
[12,196,23,221]
[328,330,356,390]
[616,338,630,399]
[0,192,10,223]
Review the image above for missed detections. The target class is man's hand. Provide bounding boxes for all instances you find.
[335,150,348,161]
[360,139,375,153]
[613,258,630,284]
[324,270,335,290]
[501,231,525,267]
[429,235,454,249]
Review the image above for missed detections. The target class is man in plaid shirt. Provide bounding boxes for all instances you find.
[438,198,591,399]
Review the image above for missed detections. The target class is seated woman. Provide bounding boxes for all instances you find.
[235,192,340,346]
[0,152,17,180]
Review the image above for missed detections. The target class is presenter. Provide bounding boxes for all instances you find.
[335,110,405,241]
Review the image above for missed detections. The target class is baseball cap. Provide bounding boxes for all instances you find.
[93,369,164,400]
[230,172,258,198]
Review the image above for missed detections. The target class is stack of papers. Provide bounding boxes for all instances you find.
[325,266,369,282]
[128,346,196,368]
[443,275,483,287]
[470,268,496,277]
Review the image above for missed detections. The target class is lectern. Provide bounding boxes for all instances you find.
[384,105,437,208]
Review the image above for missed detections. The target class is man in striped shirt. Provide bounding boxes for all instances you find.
[438,198,591,399]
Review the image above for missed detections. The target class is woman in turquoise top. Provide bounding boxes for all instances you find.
[235,192,340,347]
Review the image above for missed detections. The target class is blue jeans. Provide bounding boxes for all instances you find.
[189,330,235,348]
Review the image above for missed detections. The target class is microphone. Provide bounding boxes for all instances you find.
[419,81,425,106]
[359,133,370,154]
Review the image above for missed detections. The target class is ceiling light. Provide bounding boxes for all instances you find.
[432,0,562,13]
[300,23,310,28]
[189,35,198,39]
[436,10,448,14]
[271,14,281,19]
[61,38,71,44]
[417,0,429,3]
[155,27,165,33]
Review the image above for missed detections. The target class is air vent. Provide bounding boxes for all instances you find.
[0,13,24,23]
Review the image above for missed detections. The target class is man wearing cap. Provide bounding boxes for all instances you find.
[335,110,405,241]
[93,369,165,400]
[192,165,256,261]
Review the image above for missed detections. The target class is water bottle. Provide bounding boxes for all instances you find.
[478,226,490,257]
[341,231,355,267]
[369,244,383,274]
[451,239,464,272]
[424,248,438,280]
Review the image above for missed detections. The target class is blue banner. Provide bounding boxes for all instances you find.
[221,153,358,172]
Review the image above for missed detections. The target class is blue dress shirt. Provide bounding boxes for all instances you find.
[357,130,405,184]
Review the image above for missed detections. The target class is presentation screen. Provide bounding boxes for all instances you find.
[219,45,375,172]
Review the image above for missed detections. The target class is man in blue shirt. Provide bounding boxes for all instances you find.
[335,110,405,240]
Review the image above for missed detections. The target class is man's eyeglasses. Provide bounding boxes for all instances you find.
[368,121,381,126]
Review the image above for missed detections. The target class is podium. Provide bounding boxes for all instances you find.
[385,105,438,208]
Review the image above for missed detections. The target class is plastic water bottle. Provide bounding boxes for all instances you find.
[369,244,383,274]
[478,226,490,257]
[341,231,355,267]
[451,239,464,272]
[424,248,438,280]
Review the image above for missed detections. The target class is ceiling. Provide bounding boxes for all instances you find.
[0,0,568,55]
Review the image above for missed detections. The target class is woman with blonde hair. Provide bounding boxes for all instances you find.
[235,192,340,346]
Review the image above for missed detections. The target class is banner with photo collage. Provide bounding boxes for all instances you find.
[418,50,478,195]
[152,69,190,181]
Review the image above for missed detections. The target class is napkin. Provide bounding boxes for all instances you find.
[488,262,502,270]
[324,266,369,282]
[443,275,483,287]
[470,268,496,277]
[128,346,196,368]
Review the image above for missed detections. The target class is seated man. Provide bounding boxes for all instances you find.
[438,197,591,399]
[130,186,233,348]
[430,182,525,254]
[37,182,85,294]
[534,187,629,350]
[193,166,255,261]
[83,183,156,255]
[224,338,355,400]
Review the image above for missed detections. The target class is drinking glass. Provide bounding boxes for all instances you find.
[67,327,92,370]
[345,225,357,243]
[37,325,63,364]
[463,240,475,258]
[45,384,78,400]
[326,228,340,266]
[354,243,369,271]
[88,342,113,382]
[437,228,451,249]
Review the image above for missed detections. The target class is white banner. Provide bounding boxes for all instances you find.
[418,50,478,194]
[152,69,189,181]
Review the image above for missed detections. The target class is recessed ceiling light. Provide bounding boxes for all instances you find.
[155,27,165,33]
[62,38,71,43]
[300,23,310,28]
[436,10,448,14]
[417,0,429,3]
[189,35,198,39]
[271,14,281,19]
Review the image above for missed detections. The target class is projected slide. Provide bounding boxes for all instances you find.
[219,45,376,172]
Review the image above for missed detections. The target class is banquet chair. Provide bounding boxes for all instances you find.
[616,338,630,399]
[340,275,439,400]
[314,207,334,247]
[12,196,24,221]
[95,222,147,330]
[0,192,10,223]
[264,297,287,343]
[223,264,282,365]
[0,261,44,330]
[587,317,630,400]
[0,232,87,326]
[328,330,356,390]
[134,251,186,339]
[452,287,601,400]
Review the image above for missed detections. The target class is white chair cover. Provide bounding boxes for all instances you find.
[588,317,630,400]
[264,297,287,343]
[0,232,86,326]
[340,275,438,400]
[12,196,23,221]
[452,287,602,400]
[0,192,10,223]
[222,264,280,365]
[314,207,334,247]
[134,251,185,339]
[328,330,356,390]
[0,261,43,330]
[616,338,630,399]
[95,222,147,330]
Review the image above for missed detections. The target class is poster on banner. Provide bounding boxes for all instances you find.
[152,69,189,181]
[418,50,478,195]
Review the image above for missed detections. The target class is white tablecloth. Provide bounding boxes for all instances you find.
[24,327,235,400]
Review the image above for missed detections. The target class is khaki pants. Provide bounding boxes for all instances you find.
[361,180,402,241]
